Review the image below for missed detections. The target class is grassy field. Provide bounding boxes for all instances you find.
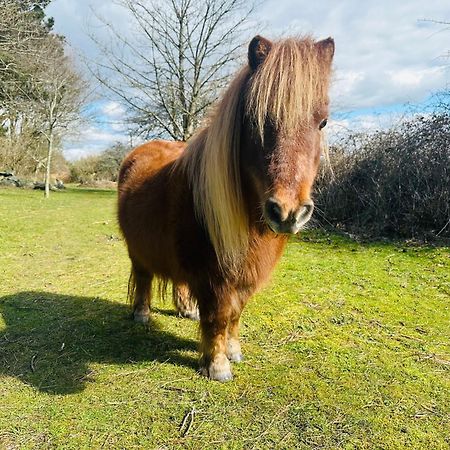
[0,187,449,449]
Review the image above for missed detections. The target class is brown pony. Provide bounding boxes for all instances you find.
[118,35,334,381]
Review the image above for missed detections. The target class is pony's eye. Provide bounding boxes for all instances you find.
[319,118,328,130]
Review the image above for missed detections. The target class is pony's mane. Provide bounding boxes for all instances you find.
[180,37,332,270]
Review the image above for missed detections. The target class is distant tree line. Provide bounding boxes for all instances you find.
[0,0,88,196]
[68,142,131,186]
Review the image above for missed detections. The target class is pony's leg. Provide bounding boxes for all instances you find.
[227,289,251,362]
[132,267,153,324]
[173,283,199,321]
[197,288,240,382]
[227,316,243,362]
[199,316,232,382]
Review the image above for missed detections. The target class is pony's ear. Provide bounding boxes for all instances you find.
[316,37,335,63]
[248,35,273,71]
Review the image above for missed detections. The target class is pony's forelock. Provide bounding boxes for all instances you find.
[247,37,332,142]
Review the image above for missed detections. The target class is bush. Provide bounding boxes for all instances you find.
[314,113,450,238]
[69,142,130,185]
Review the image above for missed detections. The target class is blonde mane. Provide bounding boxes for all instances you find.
[180,37,333,269]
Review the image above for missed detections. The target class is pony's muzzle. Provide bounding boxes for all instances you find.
[264,198,314,234]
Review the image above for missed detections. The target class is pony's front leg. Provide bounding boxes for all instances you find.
[200,322,232,382]
[227,317,243,362]
[227,289,251,362]
[198,299,233,382]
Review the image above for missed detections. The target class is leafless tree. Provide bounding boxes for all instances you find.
[90,0,256,141]
[0,1,47,177]
[31,37,89,197]
[0,1,87,189]
[0,1,41,69]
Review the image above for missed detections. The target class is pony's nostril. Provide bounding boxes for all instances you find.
[297,202,314,224]
[265,199,313,232]
[265,198,283,225]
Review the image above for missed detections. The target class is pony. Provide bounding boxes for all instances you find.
[118,35,335,381]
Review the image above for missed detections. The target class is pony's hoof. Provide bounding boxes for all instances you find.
[133,312,149,324]
[178,309,200,321]
[228,352,244,363]
[227,339,243,362]
[201,354,233,382]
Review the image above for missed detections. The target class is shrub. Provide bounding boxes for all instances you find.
[69,142,131,184]
[314,113,450,238]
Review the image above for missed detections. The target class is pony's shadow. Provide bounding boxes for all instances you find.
[0,291,198,395]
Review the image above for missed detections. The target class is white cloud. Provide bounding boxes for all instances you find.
[110,122,128,132]
[258,0,450,110]
[46,0,450,157]
[101,101,126,119]
[63,126,130,161]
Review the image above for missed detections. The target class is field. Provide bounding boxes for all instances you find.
[0,187,449,449]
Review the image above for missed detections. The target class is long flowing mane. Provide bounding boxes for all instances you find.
[179,37,333,269]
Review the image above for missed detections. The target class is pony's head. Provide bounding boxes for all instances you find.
[243,35,334,234]
[184,35,334,267]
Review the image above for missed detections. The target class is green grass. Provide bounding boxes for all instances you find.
[0,186,449,449]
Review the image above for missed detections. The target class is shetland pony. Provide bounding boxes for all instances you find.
[118,35,334,381]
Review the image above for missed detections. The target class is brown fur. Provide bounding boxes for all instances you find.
[118,35,334,381]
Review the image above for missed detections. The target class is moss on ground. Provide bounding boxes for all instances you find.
[0,187,449,449]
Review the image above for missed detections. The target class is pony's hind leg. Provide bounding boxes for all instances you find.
[173,283,199,321]
[129,265,153,323]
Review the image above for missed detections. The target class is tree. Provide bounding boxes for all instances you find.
[95,142,131,181]
[0,0,53,87]
[0,3,87,190]
[69,142,131,184]
[0,0,58,178]
[31,37,89,197]
[90,0,255,141]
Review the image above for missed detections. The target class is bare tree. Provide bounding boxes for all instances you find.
[0,1,41,69]
[0,0,57,178]
[31,37,89,197]
[90,0,256,141]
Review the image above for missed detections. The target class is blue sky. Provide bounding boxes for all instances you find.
[46,0,450,160]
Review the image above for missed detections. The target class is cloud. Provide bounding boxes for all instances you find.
[63,125,130,161]
[258,0,450,110]
[46,0,450,157]
[101,101,126,119]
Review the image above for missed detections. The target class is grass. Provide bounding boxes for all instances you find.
[0,186,449,449]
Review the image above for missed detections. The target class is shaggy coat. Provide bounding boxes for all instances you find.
[118,35,334,381]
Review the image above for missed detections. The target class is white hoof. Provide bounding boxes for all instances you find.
[227,338,243,362]
[201,354,233,382]
[228,352,244,363]
[178,308,200,321]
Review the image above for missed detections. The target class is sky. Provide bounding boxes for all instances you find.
[46,0,450,160]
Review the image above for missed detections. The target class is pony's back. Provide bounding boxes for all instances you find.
[118,139,191,283]
[118,140,186,191]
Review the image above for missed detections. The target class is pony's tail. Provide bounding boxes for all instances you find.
[127,269,136,307]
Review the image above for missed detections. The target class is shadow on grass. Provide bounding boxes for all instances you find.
[0,291,198,395]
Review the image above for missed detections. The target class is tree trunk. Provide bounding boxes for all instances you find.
[44,130,53,198]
